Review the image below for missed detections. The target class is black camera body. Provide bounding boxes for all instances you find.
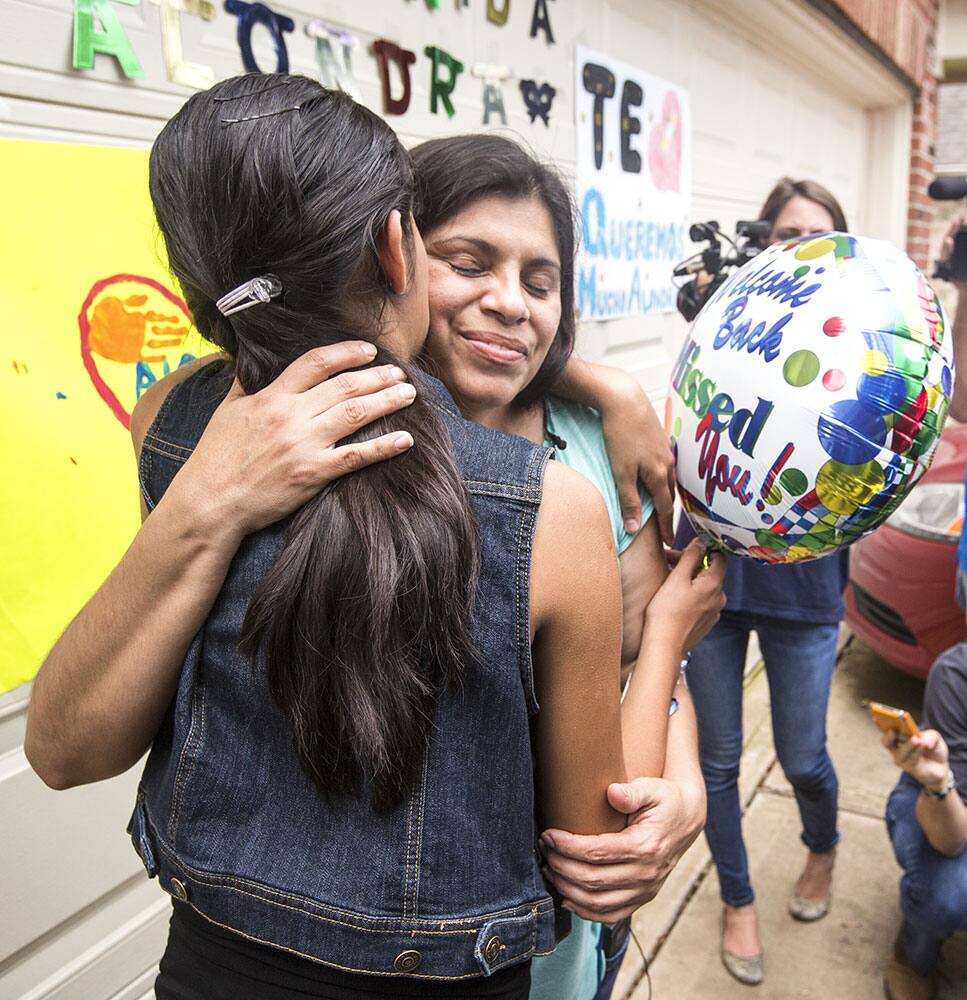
[928,175,967,283]
[934,229,967,283]
[674,219,772,322]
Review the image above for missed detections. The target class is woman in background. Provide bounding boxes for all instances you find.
[676,177,850,986]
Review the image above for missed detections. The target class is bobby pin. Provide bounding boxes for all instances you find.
[221,105,302,125]
[216,274,283,316]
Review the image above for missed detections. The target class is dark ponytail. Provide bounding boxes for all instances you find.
[149,75,480,810]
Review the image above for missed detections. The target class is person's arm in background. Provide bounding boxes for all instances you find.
[26,345,416,789]
[942,214,967,422]
[882,728,967,857]
[556,357,676,544]
[617,541,724,776]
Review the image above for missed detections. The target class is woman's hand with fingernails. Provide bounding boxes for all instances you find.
[169,343,417,540]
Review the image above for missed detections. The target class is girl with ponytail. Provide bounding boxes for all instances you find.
[27,76,725,999]
[148,76,479,810]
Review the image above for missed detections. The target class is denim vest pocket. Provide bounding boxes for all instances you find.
[167,676,207,844]
[127,789,158,878]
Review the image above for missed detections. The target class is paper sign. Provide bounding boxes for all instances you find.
[574,46,691,320]
[0,140,211,694]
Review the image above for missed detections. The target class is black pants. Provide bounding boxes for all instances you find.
[155,902,531,1000]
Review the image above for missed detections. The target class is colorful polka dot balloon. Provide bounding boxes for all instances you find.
[665,232,953,563]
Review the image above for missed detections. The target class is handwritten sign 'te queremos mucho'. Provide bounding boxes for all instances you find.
[574,46,691,321]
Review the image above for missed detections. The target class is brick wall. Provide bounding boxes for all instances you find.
[908,56,938,269]
[829,0,934,85]
[826,0,940,268]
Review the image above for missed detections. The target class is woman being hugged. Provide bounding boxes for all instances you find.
[411,133,692,1000]
[27,77,723,1000]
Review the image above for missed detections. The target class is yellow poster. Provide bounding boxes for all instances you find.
[0,139,210,694]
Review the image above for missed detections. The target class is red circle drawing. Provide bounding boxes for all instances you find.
[78,274,192,429]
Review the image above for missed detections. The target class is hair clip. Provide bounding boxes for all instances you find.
[216,274,283,317]
[213,80,293,102]
[221,104,302,125]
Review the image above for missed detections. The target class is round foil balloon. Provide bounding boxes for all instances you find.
[666,232,953,564]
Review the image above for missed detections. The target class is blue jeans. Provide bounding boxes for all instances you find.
[887,774,967,974]
[592,922,630,1000]
[687,611,841,906]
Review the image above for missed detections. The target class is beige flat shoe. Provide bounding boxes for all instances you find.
[790,847,835,921]
[721,946,765,986]
[788,892,831,921]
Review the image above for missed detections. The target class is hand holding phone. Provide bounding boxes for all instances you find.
[870,702,920,740]
[872,703,951,789]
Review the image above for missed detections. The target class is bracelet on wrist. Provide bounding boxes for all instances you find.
[922,770,957,801]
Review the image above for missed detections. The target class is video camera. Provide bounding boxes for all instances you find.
[673,219,773,321]
[928,176,967,283]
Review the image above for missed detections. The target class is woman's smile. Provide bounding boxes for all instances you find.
[458,329,530,365]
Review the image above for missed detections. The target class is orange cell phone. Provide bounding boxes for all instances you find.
[870,702,920,739]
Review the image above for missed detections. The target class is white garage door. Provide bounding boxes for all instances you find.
[0,1,911,997]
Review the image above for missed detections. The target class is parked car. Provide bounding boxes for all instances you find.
[844,422,967,679]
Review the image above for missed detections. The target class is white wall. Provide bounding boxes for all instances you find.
[0,2,915,997]
[941,0,967,62]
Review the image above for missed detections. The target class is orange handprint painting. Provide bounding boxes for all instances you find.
[79,274,204,428]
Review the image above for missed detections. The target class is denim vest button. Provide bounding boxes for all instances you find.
[170,878,188,902]
[393,950,421,973]
[484,935,502,963]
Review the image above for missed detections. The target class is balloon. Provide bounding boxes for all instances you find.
[667,232,953,564]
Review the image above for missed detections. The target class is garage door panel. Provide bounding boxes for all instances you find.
[692,146,766,208]
[688,34,746,128]
[606,1,680,81]
[747,69,792,165]
[3,880,166,1000]
[0,754,145,961]
[692,76,745,140]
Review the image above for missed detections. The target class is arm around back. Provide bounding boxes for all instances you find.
[25,345,418,789]
[25,358,241,788]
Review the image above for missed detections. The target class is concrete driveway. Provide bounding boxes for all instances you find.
[613,634,967,999]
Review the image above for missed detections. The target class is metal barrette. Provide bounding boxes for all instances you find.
[216,274,283,317]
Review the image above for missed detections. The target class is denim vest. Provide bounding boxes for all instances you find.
[128,360,559,981]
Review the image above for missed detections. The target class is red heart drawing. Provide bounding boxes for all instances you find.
[648,90,682,193]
